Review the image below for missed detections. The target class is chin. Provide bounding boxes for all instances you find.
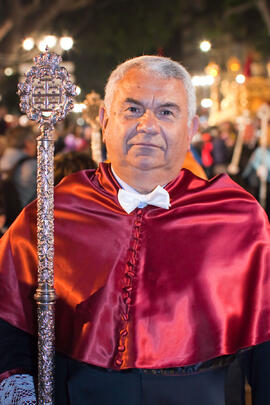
[132,159,163,171]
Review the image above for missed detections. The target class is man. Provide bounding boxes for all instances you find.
[0,56,269,405]
[0,126,37,227]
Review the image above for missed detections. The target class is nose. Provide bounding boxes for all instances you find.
[136,110,159,134]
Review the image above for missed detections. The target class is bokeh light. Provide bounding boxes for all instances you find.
[60,37,74,51]
[201,98,213,108]
[4,67,14,76]
[235,74,246,84]
[200,40,211,52]
[73,103,86,113]
[192,75,214,86]
[44,35,57,48]
[22,37,34,51]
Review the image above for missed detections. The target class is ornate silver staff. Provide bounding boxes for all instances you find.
[17,48,76,404]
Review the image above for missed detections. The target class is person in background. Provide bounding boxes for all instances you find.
[242,124,270,220]
[212,127,228,175]
[0,126,37,227]
[54,150,97,186]
[201,132,214,178]
[182,149,207,180]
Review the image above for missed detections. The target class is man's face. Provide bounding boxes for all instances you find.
[100,68,197,183]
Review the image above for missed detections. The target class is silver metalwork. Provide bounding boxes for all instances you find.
[17,47,76,405]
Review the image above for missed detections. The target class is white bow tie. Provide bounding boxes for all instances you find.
[118,185,171,214]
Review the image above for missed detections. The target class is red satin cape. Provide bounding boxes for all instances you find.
[0,163,270,369]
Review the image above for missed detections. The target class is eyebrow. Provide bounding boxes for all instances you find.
[159,102,180,111]
[124,98,143,106]
[124,98,180,111]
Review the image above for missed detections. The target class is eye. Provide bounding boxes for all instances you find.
[162,110,173,115]
[127,106,141,113]
[158,109,174,117]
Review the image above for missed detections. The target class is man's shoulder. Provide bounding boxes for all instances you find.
[178,169,264,216]
[182,168,254,197]
[55,168,97,192]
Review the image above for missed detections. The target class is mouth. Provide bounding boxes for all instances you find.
[128,143,162,149]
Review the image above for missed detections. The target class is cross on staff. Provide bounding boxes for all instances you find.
[257,103,270,209]
[17,47,76,405]
[32,78,63,111]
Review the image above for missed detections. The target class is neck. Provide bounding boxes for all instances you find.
[111,165,180,193]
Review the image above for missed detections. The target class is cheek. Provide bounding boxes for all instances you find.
[104,127,126,156]
[103,121,117,143]
[168,129,188,149]
[167,135,189,161]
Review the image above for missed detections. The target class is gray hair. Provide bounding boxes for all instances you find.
[104,55,196,123]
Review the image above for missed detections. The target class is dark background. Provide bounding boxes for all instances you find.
[0,0,269,110]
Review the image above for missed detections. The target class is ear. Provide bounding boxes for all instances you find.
[188,115,199,143]
[99,106,109,141]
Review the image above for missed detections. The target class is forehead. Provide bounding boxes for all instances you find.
[112,68,188,107]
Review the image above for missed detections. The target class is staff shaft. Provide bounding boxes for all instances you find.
[17,49,76,404]
[34,129,56,405]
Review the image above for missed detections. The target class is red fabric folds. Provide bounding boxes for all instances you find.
[0,163,270,370]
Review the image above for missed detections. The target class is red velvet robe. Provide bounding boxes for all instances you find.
[0,163,269,370]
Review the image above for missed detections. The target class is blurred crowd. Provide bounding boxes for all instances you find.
[193,119,270,212]
[0,103,98,235]
[0,101,269,236]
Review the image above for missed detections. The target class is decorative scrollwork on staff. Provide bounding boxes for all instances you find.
[17,47,76,405]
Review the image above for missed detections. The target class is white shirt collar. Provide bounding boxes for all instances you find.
[111,167,168,210]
